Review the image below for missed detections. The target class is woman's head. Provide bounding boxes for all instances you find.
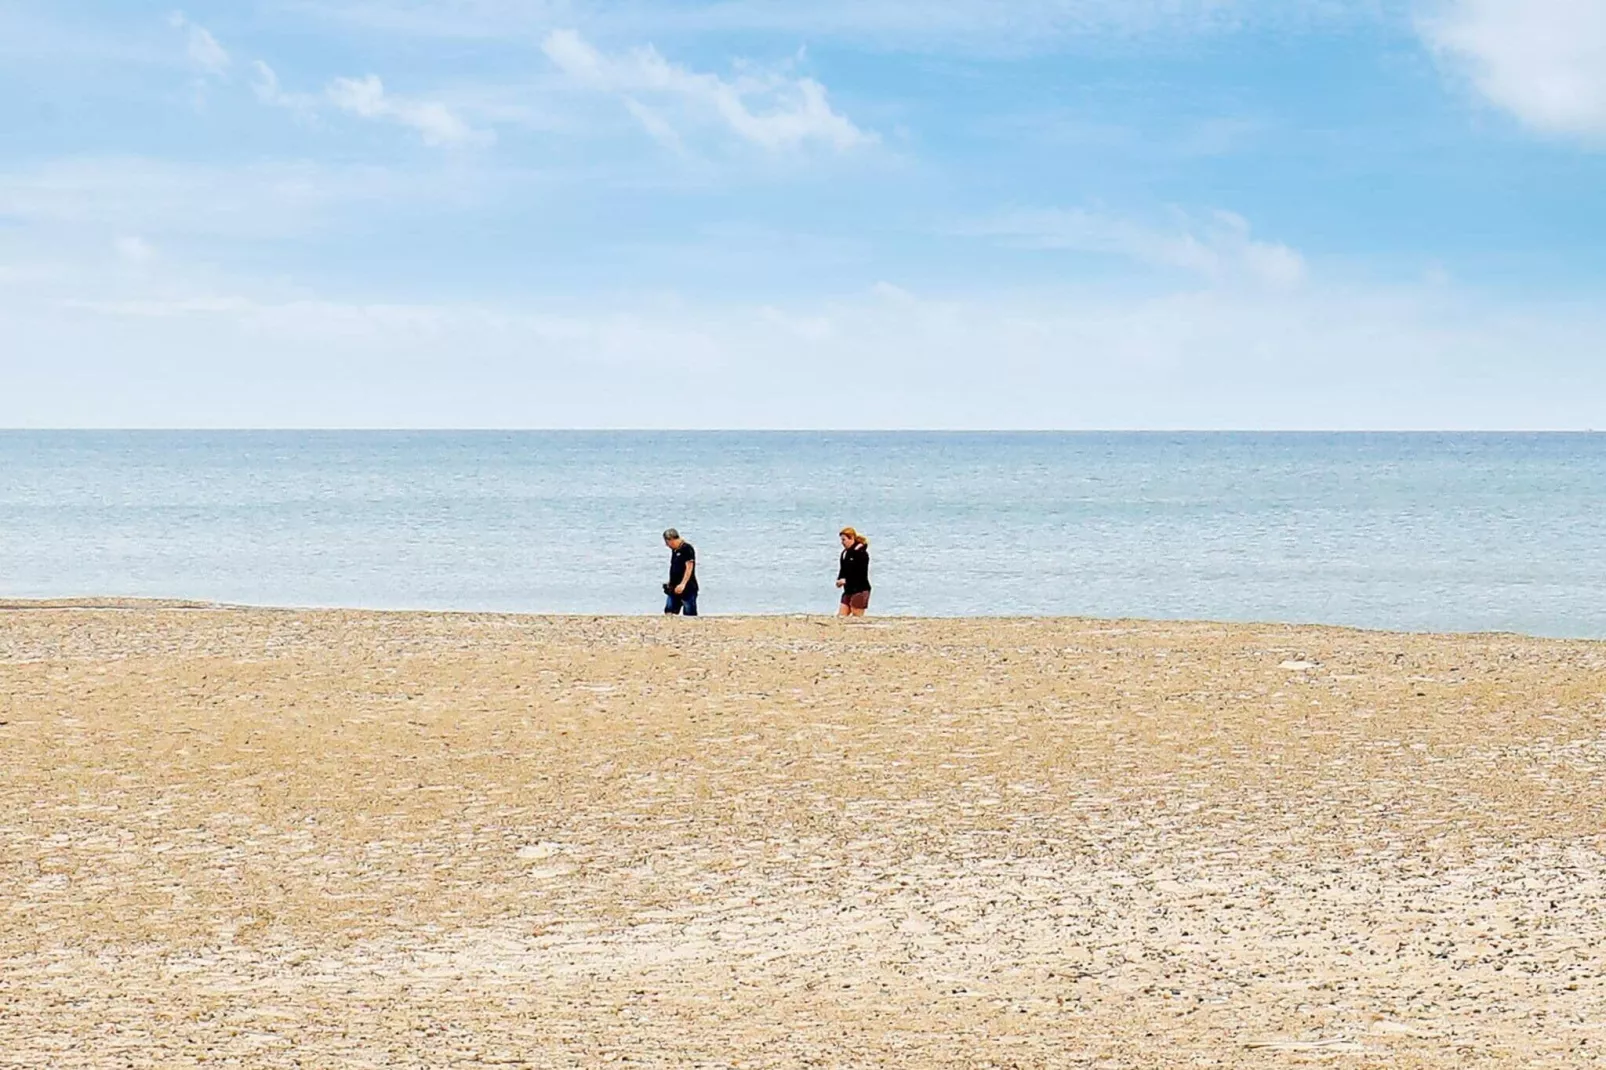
[839,526,867,548]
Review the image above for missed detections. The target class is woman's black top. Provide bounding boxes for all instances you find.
[838,543,871,595]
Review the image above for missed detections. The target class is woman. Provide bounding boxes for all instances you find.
[836,527,872,617]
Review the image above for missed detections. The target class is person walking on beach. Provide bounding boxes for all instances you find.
[662,528,698,616]
[836,527,871,617]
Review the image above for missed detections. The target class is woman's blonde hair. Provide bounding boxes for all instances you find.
[839,526,868,547]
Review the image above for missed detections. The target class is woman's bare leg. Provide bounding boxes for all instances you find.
[837,602,853,617]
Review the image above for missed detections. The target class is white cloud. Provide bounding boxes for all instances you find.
[6,243,1605,429]
[168,11,230,76]
[966,208,1307,288]
[0,157,443,240]
[1422,0,1606,141]
[542,29,872,151]
[250,60,302,108]
[114,236,157,263]
[248,62,493,147]
[326,74,494,146]
[622,98,685,151]
[4,283,1602,429]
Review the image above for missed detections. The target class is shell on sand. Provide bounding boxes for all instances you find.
[3,606,1605,1067]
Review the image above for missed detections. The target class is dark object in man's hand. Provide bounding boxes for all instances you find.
[663,583,676,596]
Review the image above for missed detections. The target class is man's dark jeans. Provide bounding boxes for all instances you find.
[664,591,698,616]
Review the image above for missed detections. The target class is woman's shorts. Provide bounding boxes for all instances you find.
[841,590,871,611]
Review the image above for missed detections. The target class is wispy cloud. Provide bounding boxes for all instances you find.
[168,11,229,76]
[0,157,440,239]
[542,29,873,151]
[10,269,1606,429]
[114,236,157,264]
[250,62,493,147]
[621,98,685,151]
[327,74,494,146]
[1421,0,1606,141]
[250,60,301,108]
[964,208,1307,288]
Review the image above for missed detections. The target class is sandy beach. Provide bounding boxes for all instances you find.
[3,604,1604,1068]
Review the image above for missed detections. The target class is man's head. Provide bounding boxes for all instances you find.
[663,528,682,549]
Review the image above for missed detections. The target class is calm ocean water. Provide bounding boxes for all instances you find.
[2,431,1603,637]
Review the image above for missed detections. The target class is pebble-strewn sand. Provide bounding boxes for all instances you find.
[3,605,1605,1068]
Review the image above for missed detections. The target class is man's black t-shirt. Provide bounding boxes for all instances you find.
[669,542,698,594]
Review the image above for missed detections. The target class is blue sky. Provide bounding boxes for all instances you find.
[2,0,1604,428]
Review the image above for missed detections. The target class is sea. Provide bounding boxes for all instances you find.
[2,431,1603,638]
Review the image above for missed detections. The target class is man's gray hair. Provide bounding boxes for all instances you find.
[662,528,679,541]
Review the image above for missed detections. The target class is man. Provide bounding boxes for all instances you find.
[662,528,698,616]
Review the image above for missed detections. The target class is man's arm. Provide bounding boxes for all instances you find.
[675,559,694,595]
